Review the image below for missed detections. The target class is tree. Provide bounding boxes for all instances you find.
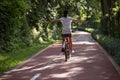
[100,0,120,37]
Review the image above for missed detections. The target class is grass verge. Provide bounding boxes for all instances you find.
[0,41,54,76]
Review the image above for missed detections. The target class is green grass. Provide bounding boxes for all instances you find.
[0,41,54,75]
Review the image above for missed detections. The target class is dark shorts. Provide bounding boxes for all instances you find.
[62,34,72,38]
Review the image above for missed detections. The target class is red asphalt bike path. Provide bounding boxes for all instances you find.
[1,31,120,80]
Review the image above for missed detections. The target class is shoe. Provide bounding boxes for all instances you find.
[72,50,75,53]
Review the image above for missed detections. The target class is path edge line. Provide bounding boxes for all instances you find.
[99,44,120,75]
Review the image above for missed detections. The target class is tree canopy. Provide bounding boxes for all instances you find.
[0,0,120,52]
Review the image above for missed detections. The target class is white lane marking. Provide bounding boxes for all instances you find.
[30,73,41,80]
[30,53,63,80]
[30,62,52,80]
[43,65,51,69]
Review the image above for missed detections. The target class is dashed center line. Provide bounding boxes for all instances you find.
[30,53,62,80]
[30,73,41,80]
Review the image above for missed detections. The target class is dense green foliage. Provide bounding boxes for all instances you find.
[0,0,31,52]
[0,0,97,52]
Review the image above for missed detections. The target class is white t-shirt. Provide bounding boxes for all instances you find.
[59,17,74,34]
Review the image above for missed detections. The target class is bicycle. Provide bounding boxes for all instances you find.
[47,22,71,61]
[62,37,71,61]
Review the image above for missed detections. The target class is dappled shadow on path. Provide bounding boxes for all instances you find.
[1,31,120,80]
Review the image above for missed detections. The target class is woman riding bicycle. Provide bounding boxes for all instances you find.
[51,10,87,53]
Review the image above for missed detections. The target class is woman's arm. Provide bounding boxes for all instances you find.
[73,19,88,24]
[72,19,81,23]
[51,19,60,22]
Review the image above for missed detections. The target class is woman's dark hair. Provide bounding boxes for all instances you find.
[63,10,68,17]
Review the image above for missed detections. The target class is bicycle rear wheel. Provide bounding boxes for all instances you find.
[64,41,70,61]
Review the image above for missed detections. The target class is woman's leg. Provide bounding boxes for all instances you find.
[68,37,72,52]
[61,36,65,52]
